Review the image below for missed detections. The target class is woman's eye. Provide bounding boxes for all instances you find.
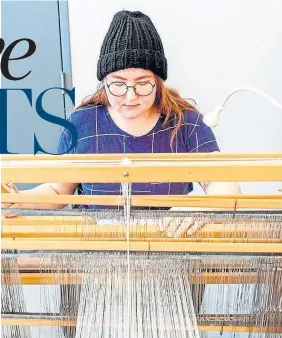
[114,82,125,87]
[139,82,149,86]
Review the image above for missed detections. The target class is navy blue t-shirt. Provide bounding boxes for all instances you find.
[57,104,219,209]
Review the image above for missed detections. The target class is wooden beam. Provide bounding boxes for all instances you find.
[9,257,280,273]
[0,272,266,285]
[2,218,280,240]
[200,325,282,333]
[1,215,95,226]
[2,158,282,183]
[2,239,282,253]
[2,193,282,209]
[2,153,282,161]
[2,230,281,243]
[1,316,281,333]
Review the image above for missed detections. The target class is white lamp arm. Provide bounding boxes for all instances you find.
[203,87,282,127]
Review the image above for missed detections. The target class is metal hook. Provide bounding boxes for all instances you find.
[220,322,224,335]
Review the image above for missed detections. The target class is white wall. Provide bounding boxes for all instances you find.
[68,0,282,195]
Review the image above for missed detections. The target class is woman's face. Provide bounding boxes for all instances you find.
[105,68,157,120]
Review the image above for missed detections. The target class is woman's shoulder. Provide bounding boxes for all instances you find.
[68,104,105,125]
[182,109,203,125]
[60,104,106,142]
[180,109,214,138]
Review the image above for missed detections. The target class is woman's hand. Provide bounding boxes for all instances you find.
[2,182,78,216]
[1,183,19,194]
[1,183,21,218]
[160,207,206,237]
[162,216,205,237]
[1,183,22,218]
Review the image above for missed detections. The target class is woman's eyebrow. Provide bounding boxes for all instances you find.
[110,75,153,81]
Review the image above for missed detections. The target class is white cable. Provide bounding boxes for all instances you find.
[203,87,282,127]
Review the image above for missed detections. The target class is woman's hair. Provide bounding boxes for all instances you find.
[76,75,197,151]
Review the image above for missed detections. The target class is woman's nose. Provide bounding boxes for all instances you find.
[125,87,137,100]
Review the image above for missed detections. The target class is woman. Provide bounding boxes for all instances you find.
[3,10,241,213]
[2,10,241,337]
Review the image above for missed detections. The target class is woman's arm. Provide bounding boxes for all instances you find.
[200,181,242,195]
[2,182,79,212]
[199,151,242,197]
[170,181,241,214]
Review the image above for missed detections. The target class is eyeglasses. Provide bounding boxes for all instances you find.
[105,80,156,97]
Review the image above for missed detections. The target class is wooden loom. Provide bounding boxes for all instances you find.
[1,153,282,335]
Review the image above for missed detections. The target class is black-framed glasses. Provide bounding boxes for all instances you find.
[105,80,156,97]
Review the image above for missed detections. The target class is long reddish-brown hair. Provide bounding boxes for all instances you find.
[76,75,197,151]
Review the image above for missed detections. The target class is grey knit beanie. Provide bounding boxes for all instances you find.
[97,10,167,81]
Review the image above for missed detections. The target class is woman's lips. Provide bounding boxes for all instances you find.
[124,104,139,109]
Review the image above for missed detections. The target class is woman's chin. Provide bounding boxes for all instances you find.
[120,105,142,119]
[121,111,140,120]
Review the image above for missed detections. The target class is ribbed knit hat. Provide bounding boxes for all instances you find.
[97,10,167,81]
